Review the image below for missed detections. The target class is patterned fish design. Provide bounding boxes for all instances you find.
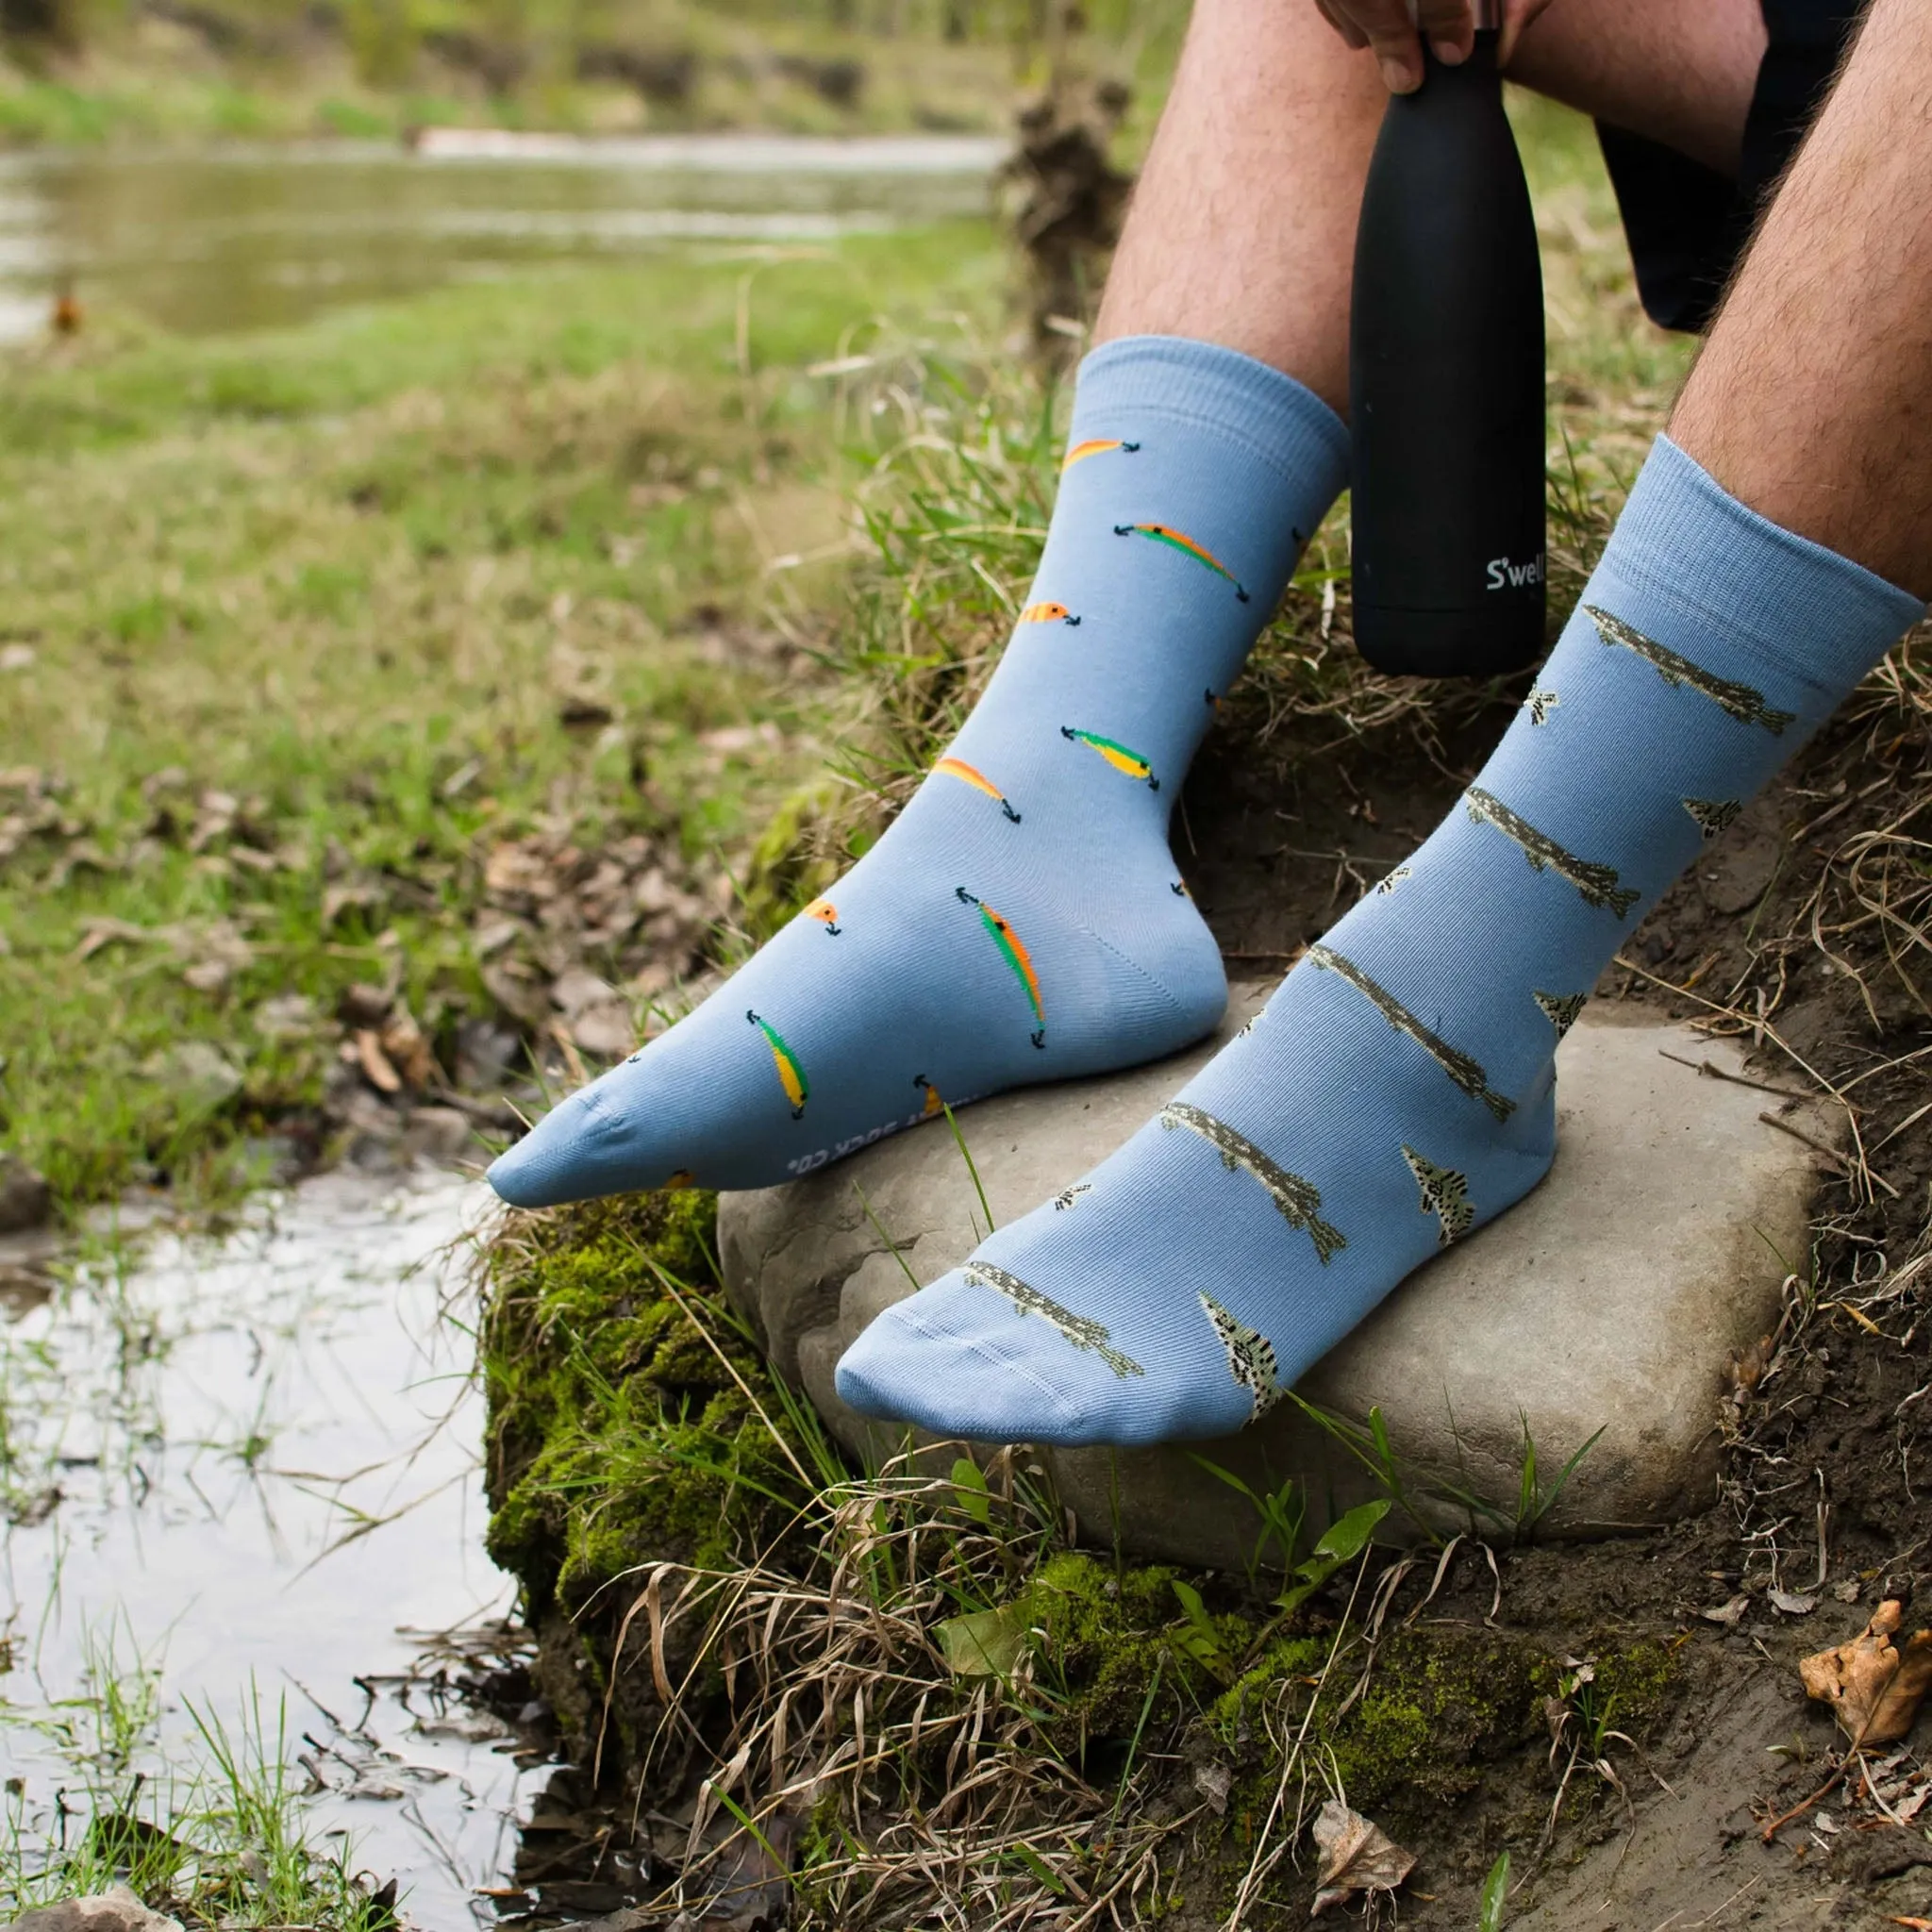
[1533,990,1588,1040]
[914,1073,945,1119]
[1199,1291,1285,1423]
[1052,1182,1091,1210]
[747,1009,808,1118]
[1586,605,1797,736]
[1112,523,1250,602]
[1061,726,1159,790]
[1402,1144,1474,1247]
[1307,944,1517,1124]
[1158,1101,1346,1263]
[935,757,1023,823]
[1375,866,1413,896]
[964,1260,1144,1378]
[1526,688,1560,726]
[1682,796,1741,841]
[1019,601,1081,626]
[1464,787,1641,919]
[958,887,1046,1048]
[805,897,841,935]
[1062,438,1141,470]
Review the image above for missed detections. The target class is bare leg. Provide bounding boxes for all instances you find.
[1095,0,1768,414]
[1672,0,1932,596]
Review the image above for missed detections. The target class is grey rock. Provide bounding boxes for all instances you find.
[721,988,1837,1563]
[0,1153,51,1235]
[142,1041,242,1113]
[405,1105,475,1165]
[3,1886,185,1932]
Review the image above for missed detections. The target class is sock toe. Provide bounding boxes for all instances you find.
[488,1084,658,1208]
[835,1277,1096,1442]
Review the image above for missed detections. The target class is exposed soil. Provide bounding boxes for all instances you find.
[1171,628,1932,1927]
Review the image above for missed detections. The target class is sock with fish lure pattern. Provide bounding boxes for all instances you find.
[836,436,1924,1446]
[488,336,1348,1205]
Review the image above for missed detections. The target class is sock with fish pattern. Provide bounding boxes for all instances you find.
[836,436,1923,1446]
[488,336,1347,1205]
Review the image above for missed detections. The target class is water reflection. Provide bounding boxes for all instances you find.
[0,132,1004,340]
[0,1173,535,1926]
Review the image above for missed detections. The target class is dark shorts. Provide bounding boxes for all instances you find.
[1597,0,1869,332]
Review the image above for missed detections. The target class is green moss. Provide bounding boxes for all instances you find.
[481,1188,816,1618]
[1019,1554,1259,1755]
[1326,1628,1543,1813]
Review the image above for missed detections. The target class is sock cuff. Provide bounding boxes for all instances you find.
[1072,334,1350,505]
[1602,435,1924,696]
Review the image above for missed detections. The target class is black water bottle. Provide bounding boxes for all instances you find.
[1349,8,1546,677]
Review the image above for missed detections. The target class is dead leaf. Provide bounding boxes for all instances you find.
[1800,1600,1932,1745]
[1701,1593,1751,1627]
[935,1604,1031,1681]
[321,881,383,929]
[355,1029,402,1095]
[1309,1798,1415,1917]
[1193,1762,1232,1815]
[1771,1590,1820,1617]
[379,1009,436,1088]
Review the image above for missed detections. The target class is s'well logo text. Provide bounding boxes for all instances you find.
[1485,552,1546,591]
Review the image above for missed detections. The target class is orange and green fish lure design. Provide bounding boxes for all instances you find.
[1019,601,1081,627]
[747,1008,808,1118]
[1061,438,1140,471]
[805,897,841,935]
[1060,726,1160,791]
[1112,523,1250,602]
[934,757,1023,823]
[957,887,1046,1049]
[915,1073,945,1118]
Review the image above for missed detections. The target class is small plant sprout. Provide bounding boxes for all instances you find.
[1477,1847,1511,1930]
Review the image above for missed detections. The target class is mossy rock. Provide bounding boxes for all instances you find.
[1019,1553,1260,1758]
[481,1187,811,1618]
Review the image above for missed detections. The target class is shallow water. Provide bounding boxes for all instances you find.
[0,131,1004,341]
[0,1171,541,1926]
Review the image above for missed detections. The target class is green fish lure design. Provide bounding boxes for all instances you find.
[747,1008,808,1118]
[1112,523,1251,602]
[1061,726,1160,791]
[957,887,1046,1048]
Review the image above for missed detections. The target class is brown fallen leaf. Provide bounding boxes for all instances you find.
[1800,1600,1932,1746]
[379,1008,437,1089]
[1309,1798,1414,1917]
[355,1029,403,1096]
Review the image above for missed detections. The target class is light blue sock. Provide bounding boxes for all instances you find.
[489,337,1349,1205]
[836,437,1923,1446]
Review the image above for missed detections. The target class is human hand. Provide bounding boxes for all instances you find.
[1314,0,1557,94]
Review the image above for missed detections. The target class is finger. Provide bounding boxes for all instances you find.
[1416,0,1474,66]
[1496,0,1557,67]
[1335,0,1426,92]
[1315,0,1371,50]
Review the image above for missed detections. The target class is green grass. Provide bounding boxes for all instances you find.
[1,1624,395,1927]
[0,223,1005,1208]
